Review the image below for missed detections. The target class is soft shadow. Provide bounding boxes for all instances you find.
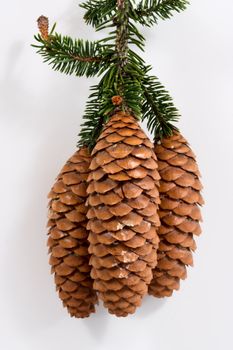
[82,301,109,339]
[135,295,167,319]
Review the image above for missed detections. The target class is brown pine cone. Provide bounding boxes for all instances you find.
[148,132,204,298]
[86,112,160,317]
[47,147,98,318]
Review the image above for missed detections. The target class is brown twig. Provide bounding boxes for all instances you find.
[37,15,101,63]
[71,55,101,62]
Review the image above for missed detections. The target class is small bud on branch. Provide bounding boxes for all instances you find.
[112,95,123,106]
[37,16,49,40]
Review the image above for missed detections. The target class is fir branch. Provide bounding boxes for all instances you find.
[122,74,144,117]
[78,58,145,148]
[135,0,189,26]
[141,71,180,139]
[78,66,118,148]
[80,0,117,29]
[32,33,112,77]
[77,84,106,149]
[33,1,187,148]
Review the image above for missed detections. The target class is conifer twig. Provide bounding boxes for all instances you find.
[71,55,101,63]
[115,0,129,110]
[37,15,102,64]
[34,1,188,147]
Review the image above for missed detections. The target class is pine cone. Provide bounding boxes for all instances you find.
[47,147,98,318]
[86,112,160,317]
[148,132,204,298]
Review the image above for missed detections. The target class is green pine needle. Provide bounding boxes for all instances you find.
[141,70,180,139]
[80,0,117,29]
[135,0,189,26]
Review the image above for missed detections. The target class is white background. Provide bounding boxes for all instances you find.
[0,1,232,349]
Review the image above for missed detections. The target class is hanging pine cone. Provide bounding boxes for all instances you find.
[86,112,160,317]
[47,147,98,318]
[148,132,204,298]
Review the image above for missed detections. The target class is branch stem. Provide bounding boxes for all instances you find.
[115,0,129,109]
[116,0,129,69]
[71,54,101,62]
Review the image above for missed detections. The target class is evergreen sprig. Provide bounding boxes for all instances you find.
[141,70,180,139]
[78,66,118,148]
[32,32,113,77]
[80,0,117,29]
[135,0,189,26]
[77,84,108,149]
[33,0,188,148]
[78,58,145,147]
